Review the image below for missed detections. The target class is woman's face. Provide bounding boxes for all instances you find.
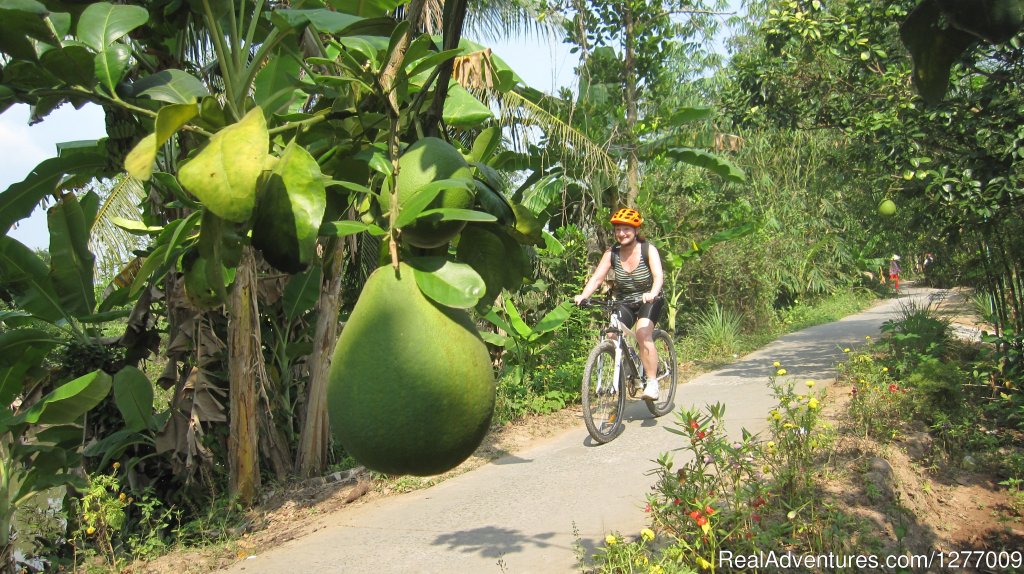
[613,224,637,244]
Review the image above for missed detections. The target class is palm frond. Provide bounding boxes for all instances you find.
[89,176,148,285]
[464,0,565,43]
[481,88,619,183]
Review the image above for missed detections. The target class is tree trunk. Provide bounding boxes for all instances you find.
[296,238,346,477]
[424,0,469,136]
[228,246,261,504]
[623,3,640,207]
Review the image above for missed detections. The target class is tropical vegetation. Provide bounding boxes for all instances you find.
[0,0,1022,571]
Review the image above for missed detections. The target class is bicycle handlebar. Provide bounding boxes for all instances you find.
[578,295,645,308]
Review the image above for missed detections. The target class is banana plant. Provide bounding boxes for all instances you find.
[480,298,574,385]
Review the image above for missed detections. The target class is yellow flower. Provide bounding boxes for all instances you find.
[865,335,872,340]
[808,398,819,410]
[605,534,617,546]
[766,441,776,449]
[112,461,121,470]
[843,347,851,353]
[118,492,126,502]
[770,410,781,420]
[772,361,781,368]
[650,567,665,574]
[776,368,787,376]
[86,526,96,536]
[882,367,889,373]
[641,528,655,542]
[783,422,796,429]
[805,380,815,388]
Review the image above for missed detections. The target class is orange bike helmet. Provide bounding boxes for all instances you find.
[610,208,643,227]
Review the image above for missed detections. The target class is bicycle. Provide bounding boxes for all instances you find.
[579,297,678,443]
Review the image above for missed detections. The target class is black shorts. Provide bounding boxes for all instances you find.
[612,297,664,329]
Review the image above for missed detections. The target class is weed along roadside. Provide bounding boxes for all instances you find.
[187,288,933,574]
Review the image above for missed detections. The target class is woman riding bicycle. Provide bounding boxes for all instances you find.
[573,208,665,401]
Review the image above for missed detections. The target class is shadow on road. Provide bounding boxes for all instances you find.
[432,526,560,559]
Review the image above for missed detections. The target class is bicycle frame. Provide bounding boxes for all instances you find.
[598,311,643,398]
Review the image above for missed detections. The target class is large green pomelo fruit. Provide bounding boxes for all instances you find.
[878,199,897,216]
[396,137,474,248]
[327,263,495,476]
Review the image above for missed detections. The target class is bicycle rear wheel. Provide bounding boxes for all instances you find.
[646,330,678,417]
[582,340,625,443]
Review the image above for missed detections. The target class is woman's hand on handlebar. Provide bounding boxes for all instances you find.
[641,291,658,303]
[573,294,587,306]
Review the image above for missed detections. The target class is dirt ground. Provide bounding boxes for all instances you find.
[129,287,1024,574]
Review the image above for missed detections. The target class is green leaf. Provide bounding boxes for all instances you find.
[416,208,497,223]
[46,195,96,317]
[667,106,714,125]
[319,220,375,237]
[408,257,486,309]
[94,43,131,94]
[503,298,533,339]
[473,180,516,225]
[533,301,574,334]
[20,370,112,425]
[394,178,471,228]
[468,126,502,164]
[0,236,65,323]
[282,264,322,322]
[39,45,95,87]
[109,216,162,235]
[77,2,149,51]
[128,243,168,297]
[0,0,60,59]
[178,107,269,222]
[478,330,508,347]
[443,82,493,127]
[0,151,108,235]
[666,148,746,183]
[254,53,306,115]
[112,366,153,432]
[0,329,59,367]
[131,69,210,104]
[272,8,362,34]
[252,141,327,273]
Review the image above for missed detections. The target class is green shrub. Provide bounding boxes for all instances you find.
[692,301,744,358]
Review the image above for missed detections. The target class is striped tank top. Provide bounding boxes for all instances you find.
[610,242,653,299]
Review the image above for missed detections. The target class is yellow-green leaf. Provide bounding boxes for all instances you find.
[125,104,198,180]
[178,108,269,222]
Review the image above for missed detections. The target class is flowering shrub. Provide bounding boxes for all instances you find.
[838,350,909,441]
[585,365,830,572]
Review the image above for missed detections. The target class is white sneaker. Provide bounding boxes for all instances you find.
[642,378,659,401]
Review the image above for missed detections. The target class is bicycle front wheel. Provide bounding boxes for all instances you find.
[582,340,625,443]
[646,330,678,417]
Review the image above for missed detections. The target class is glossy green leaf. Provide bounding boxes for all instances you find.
[113,366,153,432]
[408,256,486,309]
[94,43,131,93]
[77,2,149,51]
[0,151,107,235]
[282,264,322,322]
[128,243,169,297]
[502,298,533,339]
[473,180,516,225]
[0,237,65,323]
[533,300,574,334]
[254,53,306,115]
[666,147,746,183]
[394,178,471,228]
[0,329,59,366]
[319,220,375,237]
[443,82,493,128]
[131,69,210,104]
[331,0,404,18]
[416,208,497,223]
[20,370,112,425]
[272,8,362,33]
[0,0,60,59]
[39,45,94,87]
[46,195,96,317]
[468,126,502,164]
[456,225,524,306]
[178,107,269,222]
[252,141,327,273]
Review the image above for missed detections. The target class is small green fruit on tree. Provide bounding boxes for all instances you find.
[395,138,475,248]
[878,199,897,216]
[327,263,495,476]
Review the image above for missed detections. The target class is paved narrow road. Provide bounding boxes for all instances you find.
[220,289,932,574]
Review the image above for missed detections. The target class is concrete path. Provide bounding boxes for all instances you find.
[220,288,934,574]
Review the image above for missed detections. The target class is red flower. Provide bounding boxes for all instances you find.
[752,497,766,508]
[689,510,702,520]
[696,515,708,526]
[889,383,899,393]
[705,505,715,516]
[673,498,681,506]
[644,503,652,513]
[689,419,700,430]
[751,513,762,523]
[696,431,707,440]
